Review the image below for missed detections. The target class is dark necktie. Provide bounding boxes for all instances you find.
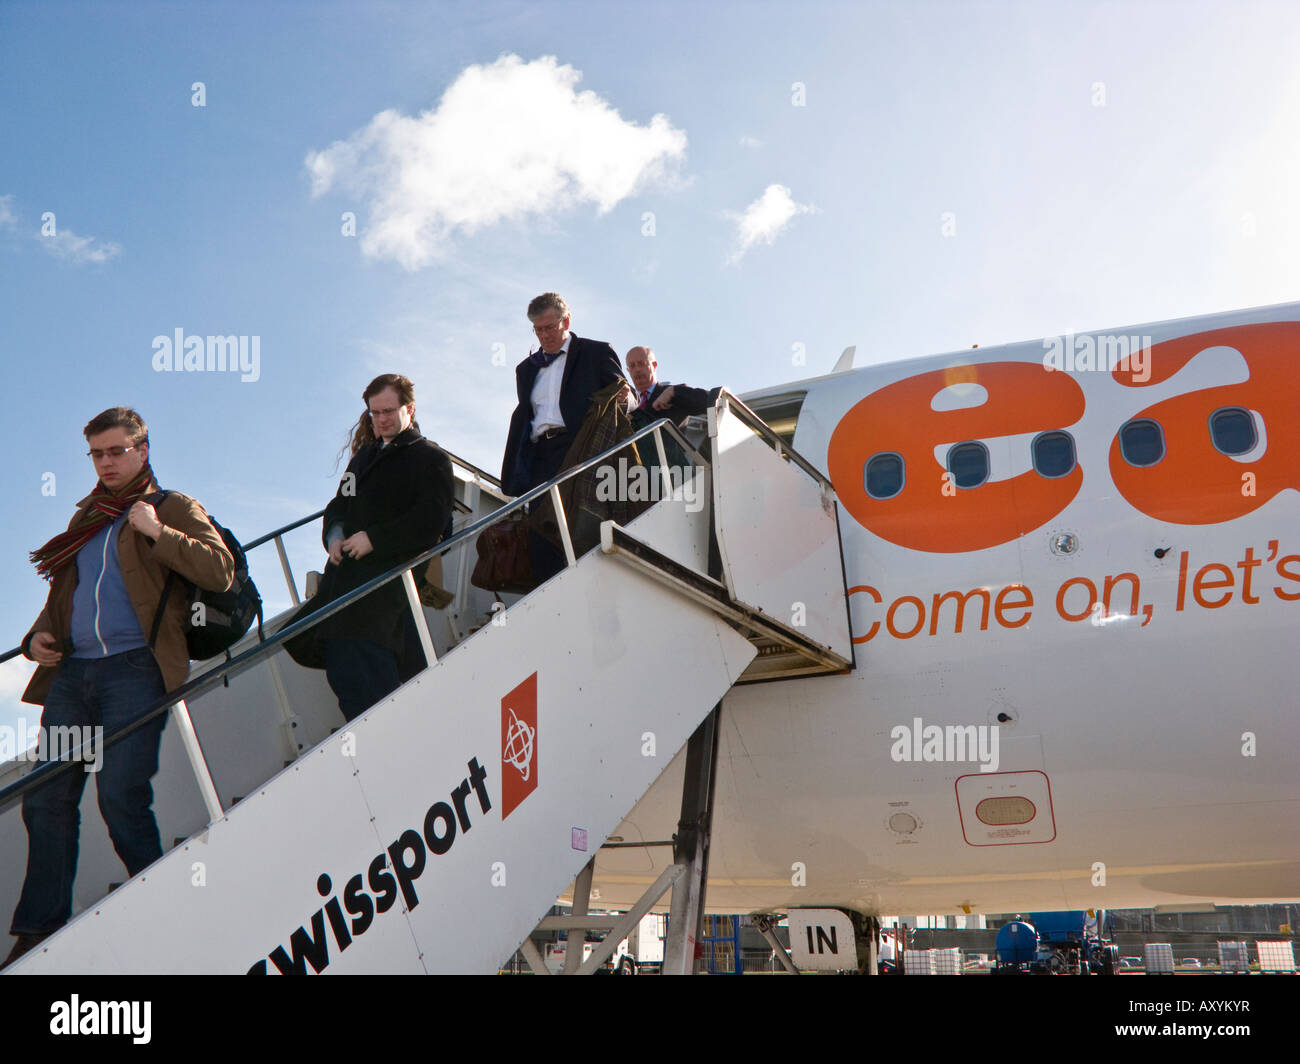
[530,348,563,369]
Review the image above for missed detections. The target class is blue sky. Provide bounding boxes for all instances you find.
[2,0,1300,737]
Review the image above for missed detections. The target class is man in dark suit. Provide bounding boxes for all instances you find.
[501,293,628,581]
[627,345,721,475]
[625,346,719,429]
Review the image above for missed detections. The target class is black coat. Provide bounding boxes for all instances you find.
[500,335,627,496]
[286,427,453,665]
[630,381,719,426]
[630,381,720,470]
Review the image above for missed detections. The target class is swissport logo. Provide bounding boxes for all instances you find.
[501,672,538,819]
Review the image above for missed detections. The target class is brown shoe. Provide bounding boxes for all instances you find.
[2,931,52,970]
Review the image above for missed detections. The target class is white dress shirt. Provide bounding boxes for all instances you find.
[529,337,570,441]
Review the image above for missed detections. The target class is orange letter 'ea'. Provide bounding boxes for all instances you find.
[828,362,1085,553]
[1109,323,1300,524]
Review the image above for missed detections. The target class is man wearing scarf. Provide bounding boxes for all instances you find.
[4,407,234,968]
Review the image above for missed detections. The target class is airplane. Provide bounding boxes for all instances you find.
[2,297,1297,974]
[590,298,1300,926]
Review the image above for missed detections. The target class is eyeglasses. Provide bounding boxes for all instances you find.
[87,446,138,461]
[532,318,567,336]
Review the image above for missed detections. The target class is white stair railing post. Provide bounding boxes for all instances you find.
[653,426,672,501]
[273,534,300,606]
[400,569,437,668]
[169,699,224,823]
[549,483,577,566]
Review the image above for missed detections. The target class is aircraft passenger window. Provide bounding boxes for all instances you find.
[1032,431,1076,478]
[1209,407,1257,455]
[1119,419,1165,467]
[946,442,989,488]
[865,452,904,499]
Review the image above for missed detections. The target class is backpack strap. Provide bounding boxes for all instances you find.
[148,575,178,650]
[146,489,175,650]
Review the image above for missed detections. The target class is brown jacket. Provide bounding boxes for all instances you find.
[21,488,235,705]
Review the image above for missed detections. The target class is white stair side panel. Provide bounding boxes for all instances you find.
[345,554,756,974]
[711,411,851,659]
[0,619,379,940]
[15,745,429,974]
[11,548,755,974]
[622,468,712,575]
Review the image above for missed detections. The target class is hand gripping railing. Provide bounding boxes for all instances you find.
[0,417,710,831]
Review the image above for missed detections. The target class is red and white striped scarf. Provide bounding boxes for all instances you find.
[30,464,158,580]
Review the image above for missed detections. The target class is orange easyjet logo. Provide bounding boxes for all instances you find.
[828,324,1299,553]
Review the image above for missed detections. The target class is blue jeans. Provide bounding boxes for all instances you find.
[10,648,168,935]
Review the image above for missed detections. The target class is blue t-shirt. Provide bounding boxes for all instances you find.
[70,514,148,658]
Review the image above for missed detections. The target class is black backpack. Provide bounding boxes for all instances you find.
[147,492,263,662]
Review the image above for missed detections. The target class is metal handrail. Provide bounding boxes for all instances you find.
[438,447,503,489]
[238,452,501,553]
[715,390,834,492]
[242,509,326,551]
[0,452,507,659]
[0,417,708,809]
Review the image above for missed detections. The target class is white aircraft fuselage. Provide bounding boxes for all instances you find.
[599,300,1300,918]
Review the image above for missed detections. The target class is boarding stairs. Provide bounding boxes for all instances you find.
[0,394,852,974]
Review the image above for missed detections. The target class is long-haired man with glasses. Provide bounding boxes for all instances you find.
[5,407,234,968]
[293,374,453,724]
[500,292,629,581]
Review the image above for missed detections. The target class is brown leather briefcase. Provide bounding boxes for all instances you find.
[470,513,535,593]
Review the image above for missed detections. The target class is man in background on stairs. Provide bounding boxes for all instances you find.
[626,346,719,430]
[626,345,720,475]
[5,407,234,969]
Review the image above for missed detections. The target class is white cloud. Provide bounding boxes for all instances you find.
[0,196,121,262]
[305,54,688,271]
[41,228,122,265]
[738,135,763,148]
[726,184,818,263]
